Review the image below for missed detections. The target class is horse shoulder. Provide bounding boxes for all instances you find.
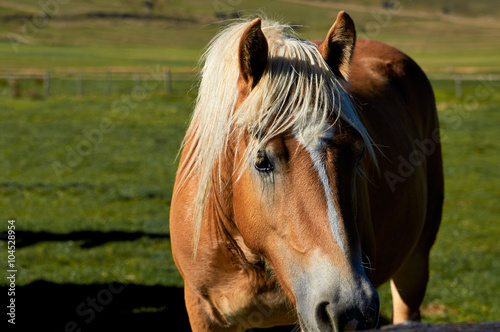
[349,39,437,138]
[350,39,415,85]
[348,39,439,285]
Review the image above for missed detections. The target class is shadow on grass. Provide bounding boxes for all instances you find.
[2,281,296,331]
[0,230,169,249]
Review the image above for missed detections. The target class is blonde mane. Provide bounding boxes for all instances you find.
[176,18,376,253]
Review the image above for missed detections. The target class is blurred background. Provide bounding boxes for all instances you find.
[0,0,499,330]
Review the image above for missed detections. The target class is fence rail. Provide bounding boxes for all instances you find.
[0,67,199,98]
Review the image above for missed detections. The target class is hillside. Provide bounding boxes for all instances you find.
[1,0,500,17]
[0,0,499,74]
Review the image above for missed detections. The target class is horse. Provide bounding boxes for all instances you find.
[170,11,443,331]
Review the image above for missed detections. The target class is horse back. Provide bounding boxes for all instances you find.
[348,39,444,286]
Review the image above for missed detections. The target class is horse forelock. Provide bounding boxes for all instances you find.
[177,17,376,254]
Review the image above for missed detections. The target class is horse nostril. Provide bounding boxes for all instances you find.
[338,301,380,331]
[314,293,380,331]
[315,302,336,330]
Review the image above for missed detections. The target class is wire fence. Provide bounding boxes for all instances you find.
[0,68,498,99]
[0,67,199,99]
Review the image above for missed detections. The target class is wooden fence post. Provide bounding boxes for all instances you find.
[455,73,463,98]
[77,74,83,96]
[105,68,111,96]
[133,74,140,90]
[164,67,171,94]
[43,70,50,97]
[6,72,12,96]
[7,73,21,98]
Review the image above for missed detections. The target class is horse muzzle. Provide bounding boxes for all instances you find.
[297,290,379,331]
[312,294,380,331]
[293,263,379,331]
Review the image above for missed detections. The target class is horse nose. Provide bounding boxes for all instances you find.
[315,294,379,331]
[338,298,380,331]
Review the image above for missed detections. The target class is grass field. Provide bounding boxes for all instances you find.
[0,0,499,330]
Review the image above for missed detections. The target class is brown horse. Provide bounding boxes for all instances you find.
[170,11,443,332]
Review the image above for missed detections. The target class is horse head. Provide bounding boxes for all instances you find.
[229,12,380,331]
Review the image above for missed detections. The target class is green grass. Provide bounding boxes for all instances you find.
[20,238,181,286]
[0,91,194,289]
[0,43,202,69]
[1,90,194,225]
[426,80,500,322]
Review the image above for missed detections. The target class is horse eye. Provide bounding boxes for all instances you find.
[255,151,274,172]
[354,145,365,163]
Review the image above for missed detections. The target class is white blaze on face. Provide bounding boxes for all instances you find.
[295,125,346,254]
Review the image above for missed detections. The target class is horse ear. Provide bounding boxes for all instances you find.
[318,11,356,80]
[238,18,268,89]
